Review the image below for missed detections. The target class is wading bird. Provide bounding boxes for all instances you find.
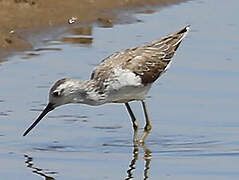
[23,26,190,144]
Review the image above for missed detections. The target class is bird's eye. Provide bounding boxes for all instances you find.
[52,91,59,97]
[52,89,64,97]
[52,91,61,97]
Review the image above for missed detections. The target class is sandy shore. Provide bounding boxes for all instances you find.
[0,0,185,57]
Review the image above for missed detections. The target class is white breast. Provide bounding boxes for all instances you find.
[104,68,152,103]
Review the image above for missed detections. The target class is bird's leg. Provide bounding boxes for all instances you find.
[125,103,139,144]
[140,100,152,144]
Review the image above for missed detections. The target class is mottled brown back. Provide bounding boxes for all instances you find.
[91,26,189,85]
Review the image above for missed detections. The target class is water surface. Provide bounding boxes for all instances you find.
[0,0,239,179]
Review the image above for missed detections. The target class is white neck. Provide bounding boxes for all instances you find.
[70,79,107,106]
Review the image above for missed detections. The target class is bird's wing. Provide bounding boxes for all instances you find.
[91,26,189,85]
[90,50,132,81]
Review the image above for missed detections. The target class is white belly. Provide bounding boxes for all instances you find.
[106,84,152,103]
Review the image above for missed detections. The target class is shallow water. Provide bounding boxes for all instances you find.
[1,0,239,179]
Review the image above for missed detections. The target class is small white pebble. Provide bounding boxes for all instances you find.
[68,17,78,24]
[9,30,15,34]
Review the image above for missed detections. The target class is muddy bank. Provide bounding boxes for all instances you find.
[0,0,185,57]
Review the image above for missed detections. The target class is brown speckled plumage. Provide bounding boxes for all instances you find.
[91,26,189,85]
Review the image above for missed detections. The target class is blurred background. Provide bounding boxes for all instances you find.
[0,0,239,179]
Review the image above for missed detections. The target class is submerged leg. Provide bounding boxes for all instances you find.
[140,100,152,144]
[125,103,139,143]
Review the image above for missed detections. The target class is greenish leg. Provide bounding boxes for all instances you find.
[139,100,152,144]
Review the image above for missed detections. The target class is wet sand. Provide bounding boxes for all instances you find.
[0,0,185,57]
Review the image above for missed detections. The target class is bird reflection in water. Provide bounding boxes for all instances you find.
[24,145,151,179]
[125,145,152,180]
[24,155,57,180]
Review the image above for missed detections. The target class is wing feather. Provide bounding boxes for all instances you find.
[91,26,189,85]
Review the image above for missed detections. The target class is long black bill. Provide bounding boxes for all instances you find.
[23,103,54,136]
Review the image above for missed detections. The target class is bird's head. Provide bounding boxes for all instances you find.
[23,78,86,136]
[49,78,79,108]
